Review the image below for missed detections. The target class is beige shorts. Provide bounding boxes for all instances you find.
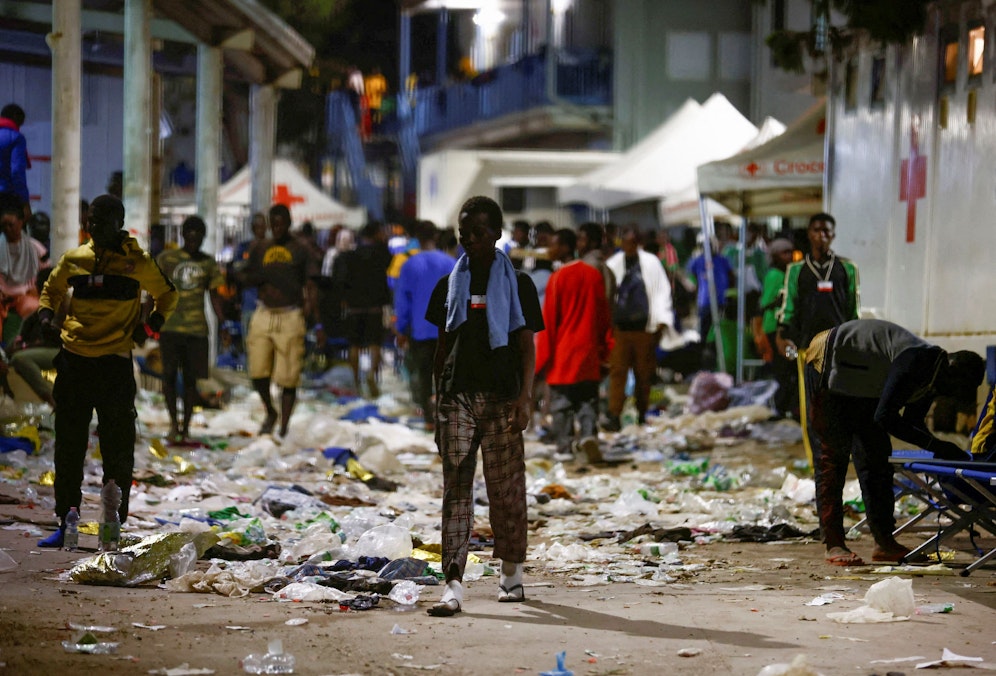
[247,306,306,387]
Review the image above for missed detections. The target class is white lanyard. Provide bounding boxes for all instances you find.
[804,252,835,283]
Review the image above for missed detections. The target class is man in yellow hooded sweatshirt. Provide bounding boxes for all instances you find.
[37,194,177,548]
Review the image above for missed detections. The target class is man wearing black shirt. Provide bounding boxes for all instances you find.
[424,196,543,617]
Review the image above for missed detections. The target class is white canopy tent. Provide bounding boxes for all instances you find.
[558,93,758,212]
[696,100,825,217]
[660,116,787,225]
[696,101,827,382]
[219,159,366,229]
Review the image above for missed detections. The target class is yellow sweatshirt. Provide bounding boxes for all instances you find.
[39,236,178,357]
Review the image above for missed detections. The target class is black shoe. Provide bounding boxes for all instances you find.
[601,415,621,432]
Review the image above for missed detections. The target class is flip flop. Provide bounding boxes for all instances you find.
[427,599,461,617]
[498,584,525,603]
[825,549,864,567]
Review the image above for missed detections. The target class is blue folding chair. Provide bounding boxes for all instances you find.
[894,459,996,576]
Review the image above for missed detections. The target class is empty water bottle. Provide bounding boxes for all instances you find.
[99,480,122,552]
[64,507,80,552]
[242,639,295,674]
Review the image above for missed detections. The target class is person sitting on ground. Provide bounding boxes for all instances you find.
[0,267,61,408]
[804,318,984,567]
[0,192,47,343]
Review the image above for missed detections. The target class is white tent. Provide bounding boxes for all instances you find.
[558,93,757,211]
[660,116,786,225]
[696,100,825,217]
[219,159,366,228]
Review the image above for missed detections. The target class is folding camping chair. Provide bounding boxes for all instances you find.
[894,459,996,576]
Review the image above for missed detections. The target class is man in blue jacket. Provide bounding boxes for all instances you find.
[394,220,455,428]
[0,104,30,218]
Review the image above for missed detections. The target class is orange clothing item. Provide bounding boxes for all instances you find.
[535,260,612,385]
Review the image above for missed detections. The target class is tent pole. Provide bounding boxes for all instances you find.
[699,198,725,373]
[736,210,747,384]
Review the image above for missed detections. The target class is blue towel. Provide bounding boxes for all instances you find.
[445,248,525,348]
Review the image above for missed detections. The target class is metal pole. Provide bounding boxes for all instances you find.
[736,214,747,384]
[699,198,726,373]
[49,0,82,259]
[249,84,277,217]
[123,0,152,244]
[195,43,222,254]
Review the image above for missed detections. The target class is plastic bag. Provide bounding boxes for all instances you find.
[353,524,412,561]
[387,580,421,608]
[687,372,733,414]
[826,577,914,623]
[168,542,198,579]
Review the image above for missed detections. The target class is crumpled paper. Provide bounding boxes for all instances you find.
[70,532,218,587]
[916,648,986,669]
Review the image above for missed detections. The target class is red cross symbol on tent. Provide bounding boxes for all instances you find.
[744,162,760,177]
[899,123,926,243]
[273,183,305,207]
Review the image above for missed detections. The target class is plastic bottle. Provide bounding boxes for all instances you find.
[99,480,122,552]
[916,603,954,614]
[242,639,295,674]
[64,507,80,552]
[639,542,679,558]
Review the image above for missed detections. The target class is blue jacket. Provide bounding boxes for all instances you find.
[0,119,29,203]
[395,249,455,341]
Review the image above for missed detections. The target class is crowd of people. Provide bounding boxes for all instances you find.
[0,148,987,608]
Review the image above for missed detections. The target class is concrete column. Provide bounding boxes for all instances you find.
[436,8,448,87]
[123,0,152,245]
[249,84,277,219]
[195,44,223,254]
[48,0,82,259]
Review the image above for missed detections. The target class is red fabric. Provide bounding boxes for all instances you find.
[536,260,612,385]
[0,117,19,132]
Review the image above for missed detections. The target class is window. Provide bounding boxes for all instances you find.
[942,36,959,84]
[968,24,985,77]
[870,55,886,106]
[667,32,712,81]
[844,59,858,111]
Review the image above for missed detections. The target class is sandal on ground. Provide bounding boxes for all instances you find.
[825,547,864,567]
[498,584,525,603]
[427,599,461,617]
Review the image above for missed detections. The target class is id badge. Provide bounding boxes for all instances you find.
[817,280,834,293]
[470,294,487,310]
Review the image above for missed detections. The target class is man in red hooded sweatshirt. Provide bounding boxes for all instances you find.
[0,104,30,218]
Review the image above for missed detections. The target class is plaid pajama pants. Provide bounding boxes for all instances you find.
[436,391,528,581]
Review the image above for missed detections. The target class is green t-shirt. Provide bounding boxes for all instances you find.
[157,248,223,335]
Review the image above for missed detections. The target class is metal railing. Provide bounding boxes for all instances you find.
[408,49,612,138]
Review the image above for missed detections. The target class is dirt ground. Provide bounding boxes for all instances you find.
[2,445,995,676]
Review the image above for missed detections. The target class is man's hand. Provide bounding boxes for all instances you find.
[929,438,971,461]
[508,396,531,432]
[38,308,59,343]
[132,312,166,347]
[775,332,797,359]
[396,333,409,350]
